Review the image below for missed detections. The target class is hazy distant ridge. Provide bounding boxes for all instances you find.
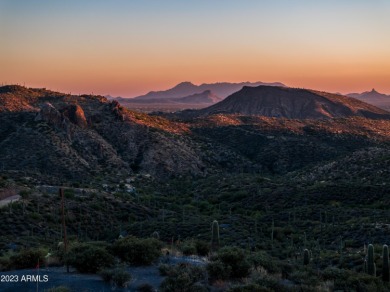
[347,89,390,110]
[132,81,286,100]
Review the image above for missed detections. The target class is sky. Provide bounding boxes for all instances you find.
[1,0,390,97]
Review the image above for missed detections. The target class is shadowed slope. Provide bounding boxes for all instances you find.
[195,86,390,119]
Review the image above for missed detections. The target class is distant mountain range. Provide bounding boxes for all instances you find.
[179,86,390,119]
[132,81,286,100]
[347,89,390,110]
[116,90,222,105]
[107,81,286,109]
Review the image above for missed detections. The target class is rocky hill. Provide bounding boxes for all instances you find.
[347,88,390,110]
[190,86,390,119]
[120,90,222,105]
[173,90,222,104]
[0,85,208,183]
[1,85,390,185]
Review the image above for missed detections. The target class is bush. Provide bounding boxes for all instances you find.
[194,240,210,256]
[207,260,231,281]
[158,263,173,276]
[66,243,114,273]
[249,251,281,274]
[207,247,251,281]
[137,283,155,292]
[181,242,197,256]
[64,189,75,199]
[44,286,71,292]
[9,248,47,269]
[228,284,271,292]
[19,190,31,199]
[160,263,207,292]
[111,236,162,265]
[100,267,131,287]
[218,247,251,278]
[252,276,286,291]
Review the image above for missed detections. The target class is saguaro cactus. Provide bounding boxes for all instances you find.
[367,244,376,276]
[211,220,220,251]
[383,245,389,282]
[303,248,310,265]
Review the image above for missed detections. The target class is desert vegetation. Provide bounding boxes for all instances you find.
[1,86,390,290]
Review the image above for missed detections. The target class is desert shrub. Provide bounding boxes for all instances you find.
[160,263,207,292]
[0,255,11,271]
[111,236,162,265]
[181,241,197,256]
[29,212,43,220]
[19,190,31,199]
[321,267,347,282]
[158,263,173,276]
[137,283,155,292]
[211,247,251,279]
[63,189,75,199]
[9,248,47,269]
[207,260,231,280]
[100,267,131,287]
[322,268,385,291]
[228,283,271,292]
[289,268,320,288]
[44,286,71,292]
[253,275,290,291]
[194,240,210,256]
[66,243,114,273]
[249,251,281,274]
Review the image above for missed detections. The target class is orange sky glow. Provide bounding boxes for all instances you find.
[1,0,389,97]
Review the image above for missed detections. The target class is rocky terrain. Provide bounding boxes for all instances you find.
[1,84,390,185]
[347,88,390,110]
[183,86,390,119]
[2,84,390,291]
[0,85,206,184]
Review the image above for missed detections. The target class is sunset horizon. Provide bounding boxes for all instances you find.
[2,1,390,290]
[1,0,390,97]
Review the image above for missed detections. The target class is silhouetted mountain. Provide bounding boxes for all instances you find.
[347,89,390,110]
[175,90,222,104]
[121,90,222,105]
[132,81,285,100]
[189,86,390,119]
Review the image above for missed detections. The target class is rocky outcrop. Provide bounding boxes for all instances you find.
[62,104,88,128]
[35,102,64,127]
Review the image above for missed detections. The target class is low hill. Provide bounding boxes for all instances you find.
[192,86,390,119]
[120,90,222,105]
[347,89,390,110]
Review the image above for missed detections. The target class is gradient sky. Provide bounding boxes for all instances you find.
[1,0,390,97]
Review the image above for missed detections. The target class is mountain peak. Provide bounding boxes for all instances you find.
[133,81,286,101]
[174,81,195,88]
[193,85,390,119]
[371,88,377,93]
